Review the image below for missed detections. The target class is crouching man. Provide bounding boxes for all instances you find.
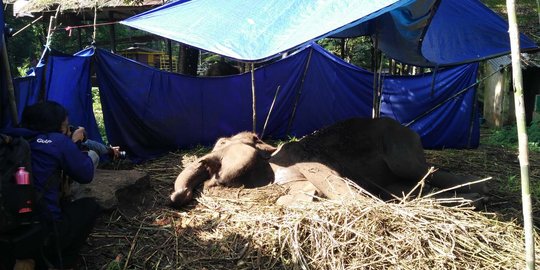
[0,101,101,269]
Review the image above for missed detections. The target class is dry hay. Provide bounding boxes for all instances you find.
[89,182,540,270]
[80,139,540,270]
[194,186,540,269]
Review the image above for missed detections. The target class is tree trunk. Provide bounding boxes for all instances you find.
[506,1,535,269]
[178,44,199,76]
[1,35,18,125]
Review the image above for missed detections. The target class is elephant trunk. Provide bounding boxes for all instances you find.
[170,159,211,208]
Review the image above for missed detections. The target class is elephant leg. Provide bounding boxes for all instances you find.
[381,130,430,183]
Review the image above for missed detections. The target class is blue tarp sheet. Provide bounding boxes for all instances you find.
[121,0,538,66]
[122,0,410,62]
[1,48,103,144]
[95,44,479,162]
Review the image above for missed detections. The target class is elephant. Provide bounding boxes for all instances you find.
[170,117,488,208]
[204,61,241,76]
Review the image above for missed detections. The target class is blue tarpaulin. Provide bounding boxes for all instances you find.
[122,0,411,62]
[1,48,103,144]
[121,0,538,65]
[95,44,479,162]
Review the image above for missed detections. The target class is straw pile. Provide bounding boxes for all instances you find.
[157,186,536,270]
[81,143,539,270]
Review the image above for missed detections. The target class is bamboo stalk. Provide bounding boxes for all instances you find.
[261,85,281,138]
[92,1,98,43]
[12,15,44,37]
[251,63,256,133]
[286,48,313,135]
[506,0,535,269]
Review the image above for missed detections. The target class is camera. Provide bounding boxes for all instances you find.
[68,125,87,142]
[107,146,127,160]
[117,150,127,160]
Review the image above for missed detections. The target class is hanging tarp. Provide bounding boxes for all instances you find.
[121,0,538,65]
[45,47,103,144]
[95,44,479,162]
[0,48,103,144]
[380,64,480,148]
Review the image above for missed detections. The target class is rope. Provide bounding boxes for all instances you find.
[64,21,118,37]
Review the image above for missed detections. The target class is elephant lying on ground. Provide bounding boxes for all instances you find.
[170,117,488,208]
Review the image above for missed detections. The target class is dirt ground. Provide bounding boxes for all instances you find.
[79,129,540,269]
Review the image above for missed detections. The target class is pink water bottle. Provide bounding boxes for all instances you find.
[14,167,32,213]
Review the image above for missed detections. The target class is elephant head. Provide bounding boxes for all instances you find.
[170,139,275,208]
[212,131,277,158]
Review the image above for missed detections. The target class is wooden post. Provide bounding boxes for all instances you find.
[340,38,345,59]
[1,34,19,125]
[167,39,173,72]
[77,28,82,51]
[506,0,534,269]
[108,11,116,53]
[372,37,379,118]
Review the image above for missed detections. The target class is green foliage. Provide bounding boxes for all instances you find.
[484,119,540,152]
[15,61,32,77]
[317,37,372,69]
[5,10,44,73]
[499,174,540,197]
[92,88,108,144]
[480,0,539,44]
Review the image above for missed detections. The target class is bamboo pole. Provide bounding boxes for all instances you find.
[92,2,98,43]
[251,63,256,132]
[506,1,534,269]
[12,15,43,37]
[286,48,313,135]
[261,85,281,138]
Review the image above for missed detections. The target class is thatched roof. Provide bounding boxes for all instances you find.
[7,0,166,14]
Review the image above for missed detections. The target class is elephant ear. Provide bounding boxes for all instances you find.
[212,137,230,152]
[200,154,221,176]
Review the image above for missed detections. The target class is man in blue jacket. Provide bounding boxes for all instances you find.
[1,101,101,269]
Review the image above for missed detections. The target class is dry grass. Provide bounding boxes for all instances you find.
[80,142,540,270]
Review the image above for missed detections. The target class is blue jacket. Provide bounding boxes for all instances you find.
[1,127,95,220]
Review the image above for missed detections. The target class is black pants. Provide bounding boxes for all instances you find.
[0,197,101,269]
[43,197,101,269]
